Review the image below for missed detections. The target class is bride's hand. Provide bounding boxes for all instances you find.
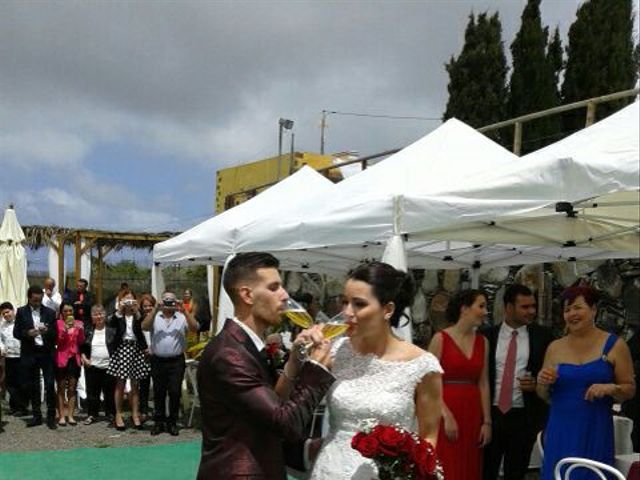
[478,423,492,447]
[444,413,459,442]
[309,339,332,367]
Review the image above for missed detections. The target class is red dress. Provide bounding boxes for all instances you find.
[436,331,485,480]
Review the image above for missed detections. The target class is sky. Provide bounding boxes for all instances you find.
[0,0,626,250]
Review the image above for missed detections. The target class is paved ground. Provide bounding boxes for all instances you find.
[0,405,201,452]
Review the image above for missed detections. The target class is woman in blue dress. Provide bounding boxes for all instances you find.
[536,286,635,480]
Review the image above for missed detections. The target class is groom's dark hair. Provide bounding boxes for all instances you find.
[223,252,280,303]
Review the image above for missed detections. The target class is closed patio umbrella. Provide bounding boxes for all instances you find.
[0,206,29,307]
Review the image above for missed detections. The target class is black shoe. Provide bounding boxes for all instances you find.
[167,423,179,436]
[26,417,43,427]
[150,422,165,436]
[11,409,28,417]
[46,417,57,430]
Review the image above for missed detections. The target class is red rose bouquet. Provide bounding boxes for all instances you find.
[351,421,442,480]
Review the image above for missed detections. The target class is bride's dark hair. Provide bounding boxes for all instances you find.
[346,261,416,328]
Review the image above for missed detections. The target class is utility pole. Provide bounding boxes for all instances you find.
[320,110,328,155]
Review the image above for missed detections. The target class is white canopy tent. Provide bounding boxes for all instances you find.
[153,166,335,330]
[0,207,29,307]
[409,102,639,258]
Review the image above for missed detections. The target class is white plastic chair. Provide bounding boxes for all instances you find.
[537,430,544,458]
[554,457,626,480]
[184,359,199,427]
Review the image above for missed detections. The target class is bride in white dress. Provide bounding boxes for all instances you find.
[310,262,443,480]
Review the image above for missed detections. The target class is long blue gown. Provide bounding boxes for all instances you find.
[542,334,617,480]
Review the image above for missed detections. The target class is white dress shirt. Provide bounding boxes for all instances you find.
[494,322,529,408]
[0,319,21,357]
[42,291,62,313]
[231,317,265,352]
[31,306,44,347]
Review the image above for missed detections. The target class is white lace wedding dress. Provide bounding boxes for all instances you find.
[310,338,443,480]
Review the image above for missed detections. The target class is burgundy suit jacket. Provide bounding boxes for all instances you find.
[196,319,334,480]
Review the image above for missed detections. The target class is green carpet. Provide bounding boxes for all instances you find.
[0,442,200,480]
[0,442,301,480]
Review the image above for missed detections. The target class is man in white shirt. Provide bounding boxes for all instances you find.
[142,291,198,436]
[0,302,27,415]
[482,284,554,480]
[42,277,62,314]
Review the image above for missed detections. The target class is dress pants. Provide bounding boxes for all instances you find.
[139,376,151,417]
[4,357,27,412]
[151,355,185,425]
[23,350,56,419]
[85,366,116,417]
[483,406,537,480]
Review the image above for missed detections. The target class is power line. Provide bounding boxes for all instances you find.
[324,110,441,121]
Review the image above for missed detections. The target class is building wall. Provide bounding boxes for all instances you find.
[215,152,341,213]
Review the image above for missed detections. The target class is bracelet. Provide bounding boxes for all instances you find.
[482,421,492,426]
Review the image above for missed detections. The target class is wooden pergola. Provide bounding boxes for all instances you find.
[22,226,178,304]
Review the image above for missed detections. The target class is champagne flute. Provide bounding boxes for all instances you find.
[281,298,314,329]
[318,311,350,341]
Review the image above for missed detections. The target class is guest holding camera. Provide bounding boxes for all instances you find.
[81,304,116,425]
[106,289,150,431]
[55,302,85,426]
[142,291,198,436]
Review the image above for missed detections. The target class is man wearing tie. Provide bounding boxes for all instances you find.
[197,252,334,480]
[483,284,554,480]
[13,285,59,429]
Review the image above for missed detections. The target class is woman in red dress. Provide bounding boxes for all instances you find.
[429,289,491,480]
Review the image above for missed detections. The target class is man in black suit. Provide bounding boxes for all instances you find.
[483,284,554,480]
[13,285,59,429]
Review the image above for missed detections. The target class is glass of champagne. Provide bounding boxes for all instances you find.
[282,298,314,329]
[282,299,349,358]
[319,311,350,341]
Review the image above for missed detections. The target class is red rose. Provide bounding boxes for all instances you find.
[401,431,416,453]
[352,433,381,458]
[376,426,406,457]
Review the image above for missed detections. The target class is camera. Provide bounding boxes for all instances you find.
[122,299,136,306]
[163,299,177,307]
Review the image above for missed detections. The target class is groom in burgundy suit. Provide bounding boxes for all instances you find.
[197,252,334,479]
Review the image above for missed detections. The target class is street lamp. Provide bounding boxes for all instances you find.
[278,118,294,180]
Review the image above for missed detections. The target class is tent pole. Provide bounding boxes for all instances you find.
[470,267,480,289]
[97,245,104,305]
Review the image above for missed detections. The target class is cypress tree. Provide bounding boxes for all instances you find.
[443,12,509,144]
[561,0,638,131]
[546,27,563,104]
[508,0,562,152]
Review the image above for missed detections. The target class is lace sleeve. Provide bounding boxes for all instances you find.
[408,352,443,386]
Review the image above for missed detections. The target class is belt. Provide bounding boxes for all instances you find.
[152,354,184,362]
[444,379,476,385]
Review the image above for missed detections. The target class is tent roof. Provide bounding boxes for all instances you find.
[153,166,333,264]
[410,102,639,254]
